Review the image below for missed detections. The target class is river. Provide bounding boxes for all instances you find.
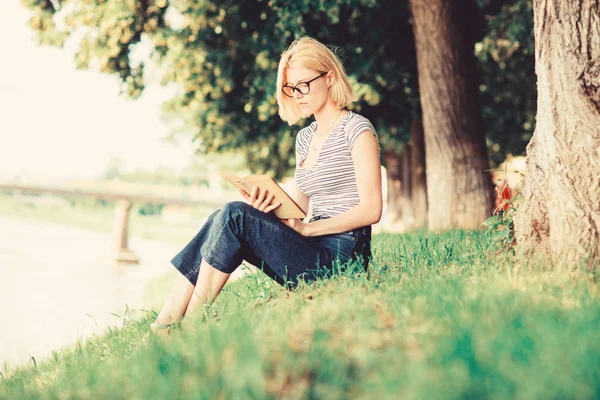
[0,216,181,369]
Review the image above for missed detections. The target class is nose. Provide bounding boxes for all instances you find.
[294,89,304,100]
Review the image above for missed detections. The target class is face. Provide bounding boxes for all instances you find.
[284,67,331,117]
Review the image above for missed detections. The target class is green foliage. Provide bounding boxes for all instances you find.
[482,160,525,252]
[22,0,535,175]
[101,152,249,186]
[156,0,420,174]
[476,0,536,165]
[21,0,69,46]
[482,203,517,253]
[2,230,600,398]
[111,167,201,186]
[136,202,164,216]
[22,0,419,177]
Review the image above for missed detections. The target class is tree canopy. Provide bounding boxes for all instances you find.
[22,0,534,177]
[476,0,536,165]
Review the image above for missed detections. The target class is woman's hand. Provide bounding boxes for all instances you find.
[239,187,281,214]
[281,218,307,236]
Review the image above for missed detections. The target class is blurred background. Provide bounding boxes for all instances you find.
[0,0,533,369]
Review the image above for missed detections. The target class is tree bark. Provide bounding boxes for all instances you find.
[384,150,404,228]
[409,0,494,230]
[400,144,416,228]
[383,120,428,231]
[410,119,428,229]
[515,0,600,266]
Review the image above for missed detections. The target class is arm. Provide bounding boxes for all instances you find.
[303,130,382,237]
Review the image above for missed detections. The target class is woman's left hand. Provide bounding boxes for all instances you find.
[281,218,307,236]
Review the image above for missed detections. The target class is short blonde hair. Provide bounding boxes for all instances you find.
[276,37,357,125]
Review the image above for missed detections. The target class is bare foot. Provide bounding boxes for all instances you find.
[141,322,176,344]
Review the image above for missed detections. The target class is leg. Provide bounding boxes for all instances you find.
[181,237,309,318]
[183,258,231,316]
[192,201,344,287]
[154,207,244,325]
[154,272,195,325]
[153,210,221,326]
[161,201,350,324]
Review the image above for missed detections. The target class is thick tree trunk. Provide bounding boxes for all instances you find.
[384,120,428,231]
[515,1,600,266]
[409,0,494,230]
[410,119,428,229]
[384,150,404,228]
[400,143,416,228]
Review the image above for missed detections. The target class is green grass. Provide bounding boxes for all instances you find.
[2,229,599,399]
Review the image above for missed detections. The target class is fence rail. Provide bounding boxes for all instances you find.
[0,183,227,264]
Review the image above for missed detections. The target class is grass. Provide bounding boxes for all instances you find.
[1,227,599,399]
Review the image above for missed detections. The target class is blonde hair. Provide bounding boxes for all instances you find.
[276,37,357,125]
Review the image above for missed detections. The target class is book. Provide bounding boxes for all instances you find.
[218,171,307,219]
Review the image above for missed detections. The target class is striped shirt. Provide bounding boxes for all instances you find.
[294,111,380,219]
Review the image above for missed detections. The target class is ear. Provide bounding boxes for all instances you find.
[327,71,336,87]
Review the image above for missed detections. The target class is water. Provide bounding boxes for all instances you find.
[0,216,181,368]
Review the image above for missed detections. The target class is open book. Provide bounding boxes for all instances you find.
[219,171,306,219]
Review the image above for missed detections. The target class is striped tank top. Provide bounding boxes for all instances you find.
[294,111,380,219]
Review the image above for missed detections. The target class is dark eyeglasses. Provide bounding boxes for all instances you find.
[282,72,327,98]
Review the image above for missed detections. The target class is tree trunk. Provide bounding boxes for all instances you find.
[400,143,416,228]
[384,150,404,228]
[410,119,428,229]
[384,120,428,231]
[409,0,494,230]
[515,1,600,266]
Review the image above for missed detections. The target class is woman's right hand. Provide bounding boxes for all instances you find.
[239,187,281,214]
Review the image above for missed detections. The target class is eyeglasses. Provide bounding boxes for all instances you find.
[282,72,327,98]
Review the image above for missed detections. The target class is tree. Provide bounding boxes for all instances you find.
[23,0,538,233]
[514,0,600,265]
[22,0,423,226]
[21,0,417,171]
[384,120,427,230]
[409,0,494,230]
[476,0,536,166]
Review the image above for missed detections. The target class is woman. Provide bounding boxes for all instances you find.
[149,37,382,333]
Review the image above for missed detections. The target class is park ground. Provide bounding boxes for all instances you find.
[1,195,599,399]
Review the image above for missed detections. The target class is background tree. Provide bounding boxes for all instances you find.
[22,0,537,232]
[514,0,600,265]
[21,0,422,225]
[410,0,494,230]
[384,120,427,230]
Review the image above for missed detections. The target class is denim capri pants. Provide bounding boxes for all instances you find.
[171,201,372,288]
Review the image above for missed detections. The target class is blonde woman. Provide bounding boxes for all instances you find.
[149,37,382,333]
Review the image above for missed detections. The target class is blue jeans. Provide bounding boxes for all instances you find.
[171,201,372,288]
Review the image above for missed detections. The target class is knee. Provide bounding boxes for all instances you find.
[219,201,250,218]
[206,209,221,223]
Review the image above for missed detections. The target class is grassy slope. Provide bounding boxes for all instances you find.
[2,229,599,399]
